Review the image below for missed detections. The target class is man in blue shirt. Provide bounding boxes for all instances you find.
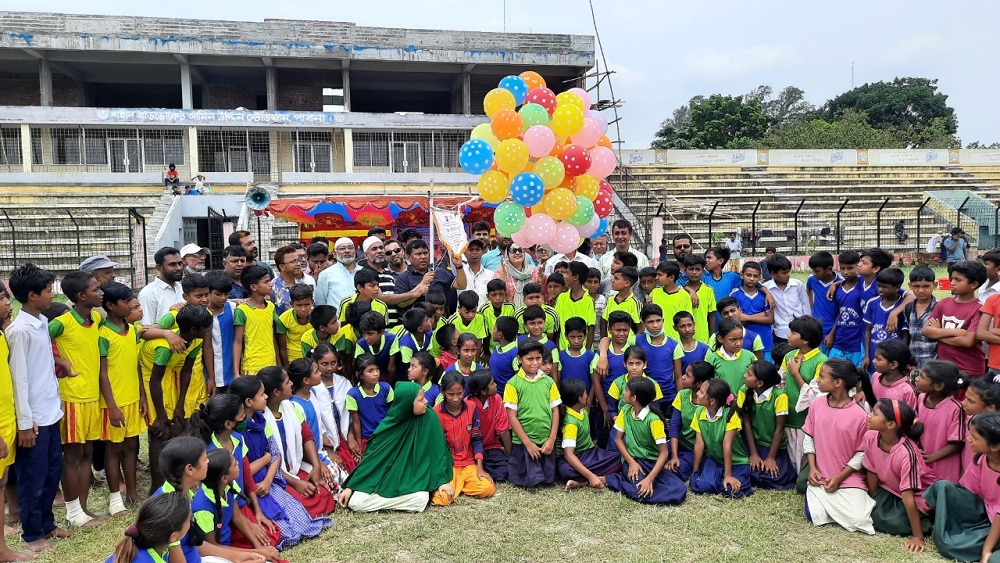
[394,239,467,314]
[943,228,968,264]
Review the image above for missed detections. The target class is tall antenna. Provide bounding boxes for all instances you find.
[503,0,507,32]
[851,61,855,89]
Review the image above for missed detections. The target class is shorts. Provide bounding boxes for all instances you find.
[183,366,209,419]
[60,400,102,444]
[102,401,147,443]
[0,420,16,472]
[143,371,179,425]
[829,346,865,368]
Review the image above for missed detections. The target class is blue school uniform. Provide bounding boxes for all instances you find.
[600,345,629,418]
[490,341,520,392]
[105,547,168,563]
[863,294,906,373]
[356,332,396,375]
[806,274,842,340]
[559,348,596,392]
[635,332,680,405]
[831,281,866,363]
[679,341,709,373]
[517,334,559,356]
[290,395,322,448]
[215,301,236,387]
[705,272,742,322]
[151,483,201,563]
[192,484,235,546]
[206,434,248,508]
[730,287,773,356]
[346,381,394,439]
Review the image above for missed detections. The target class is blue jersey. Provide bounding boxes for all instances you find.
[731,287,773,353]
[356,332,396,375]
[152,485,200,563]
[215,302,236,387]
[635,332,679,403]
[806,274,842,336]
[602,345,629,418]
[559,348,595,391]
[859,278,880,311]
[705,272,742,321]
[833,282,866,352]
[106,548,168,563]
[290,395,321,450]
[863,294,907,370]
[680,341,710,373]
[346,381,393,439]
[192,484,235,546]
[490,341,520,392]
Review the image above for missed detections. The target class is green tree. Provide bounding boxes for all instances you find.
[757,109,904,149]
[652,94,771,149]
[819,77,957,147]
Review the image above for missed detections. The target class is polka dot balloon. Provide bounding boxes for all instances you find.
[510,172,545,207]
[558,144,592,177]
[525,87,557,115]
[458,139,494,175]
[498,75,529,105]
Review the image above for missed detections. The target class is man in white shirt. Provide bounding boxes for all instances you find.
[762,254,810,346]
[725,232,743,271]
[599,219,650,278]
[316,237,360,306]
[461,238,494,305]
[544,245,598,276]
[138,247,185,325]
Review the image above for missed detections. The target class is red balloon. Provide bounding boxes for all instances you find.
[558,144,592,177]
[525,87,557,115]
[595,183,613,218]
[598,179,613,195]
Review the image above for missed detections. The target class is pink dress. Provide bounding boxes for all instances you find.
[916,393,966,483]
[861,431,935,514]
[871,373,918,410]
[803,396,869,490]
[960,454,1000,522]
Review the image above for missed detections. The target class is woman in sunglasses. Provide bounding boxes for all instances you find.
[493,244,538,309]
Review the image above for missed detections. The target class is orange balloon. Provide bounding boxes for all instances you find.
[598,135,613,149]
[520,71,546,91]
[549,136,568,157]
[491,108,524,140]
[559,175,574,188]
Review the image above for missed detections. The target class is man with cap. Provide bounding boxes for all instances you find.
[462,238,493,305]
[180,243,210,277]
[79,255,117,285]
[315,237,360,307]
[360,235,429,327]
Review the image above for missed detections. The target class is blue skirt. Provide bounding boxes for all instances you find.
[672,443,694,482]
[749,442,796,490]
[508,443,556,487]
[690,457,754,498]
[558,446,622,481]
[483,448,508,483]
[606,457,686,505]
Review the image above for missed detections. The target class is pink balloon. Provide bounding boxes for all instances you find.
[550,221,581,254]
[577,213,601,237]
[568,87,592,109]
[587,110,608,135]
[511,228,533,249]
[571,118,602,148]
[523,125,556,159]
[588,146,617,179]
[526,213,557,245]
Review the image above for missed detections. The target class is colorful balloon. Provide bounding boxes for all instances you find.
[556,91,584,112]
[477,170,510,204]
[567,87,592,109]
[571,118,602,148]
[533,156,566,190]
[519,71,546,91]
[594,217,609,238]
[494,138,529,175]
[543,187,577,221]
[511,228,534,249]
[471,122,500,149]
[577,213,601,237]
[594,185,613,218]
[491,108,524,140]
[597,135,613,149]
[587,110,609,135]
[483,88,516,118]
[588,146,617,179]
[525,87,557,115]
[523,125,556,159]
[458,139,494,175]
[510,172,545,207]
[571,175,600,200]
[559,144,592,177]
[499,75,529,105]
[525,213,557,245]
[550,221,581,254]
[518,103,549,130]
[494,201,526,237]
[550,104,585,137]
[568,196,595,226]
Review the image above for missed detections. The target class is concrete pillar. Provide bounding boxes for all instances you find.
[265,66,277,110]
[344,128,354,173]
[341,67,351,112]
[180,63,193,109]
[39,59,53,107]
[188,126,199,177]
[462,71,471,115]
[19,123,31,173]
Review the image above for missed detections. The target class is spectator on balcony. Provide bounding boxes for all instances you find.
[222,245,248,299]
[316,237,360,307]
[163,163,179,186]
[894,220,909,245]
[186,175,206,195]
[137,247,185,325]
[943,228,968,264]
[180,244,210,277]
[79,255,117,285]
[600,220,649,278]
[228,230,274,281]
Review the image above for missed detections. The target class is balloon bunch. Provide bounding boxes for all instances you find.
[458,71,615,254]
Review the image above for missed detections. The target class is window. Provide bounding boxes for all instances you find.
[143,130,184,166]
[294,131,332,173]
[0,128,22,167]
[198,130,271,174]
[353,132,390,168]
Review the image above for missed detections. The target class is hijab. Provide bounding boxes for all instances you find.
[343,381,453,498]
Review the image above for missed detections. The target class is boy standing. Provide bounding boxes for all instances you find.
[682,255,717,346]
[280,284,315,363]
[503,339,561,488]
[823,251,866,367]
[489,317,520,393]
[480,279,515,349]
[759,246,777,283]
[514,283,560,342]
[233,265,286,374]
[204,271,236,393]
[8,264,72,551]
[553,262,595,350]
[302,305,340,359]
[764,254,810,348]
[635,303,682,414]
[338,268,388,324]
[649,261,693,343]
[903,267,938,370]
[445,292,488,351]
[924,261,987,382]
[601,266,642,338]
[805,251,842,354]
[731,262,774,359]
[634,267,658,304]
[559,318,596,405]
[862,268,906,373]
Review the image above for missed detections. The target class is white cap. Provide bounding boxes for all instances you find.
[180,243,210,257]
[362,236,383,253]
[334,237,355,249]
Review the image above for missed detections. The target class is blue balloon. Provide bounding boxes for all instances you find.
[499,75,529,106]
[458,139,494,175]
[594,217,609,238]
[510,172,545,207]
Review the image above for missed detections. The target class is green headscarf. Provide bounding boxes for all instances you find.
[343,381,453,498]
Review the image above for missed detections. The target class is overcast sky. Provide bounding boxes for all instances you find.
[8,1,998,148]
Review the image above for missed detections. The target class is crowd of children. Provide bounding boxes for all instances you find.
[5,237,1000,562]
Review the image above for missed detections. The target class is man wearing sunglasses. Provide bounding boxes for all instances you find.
[384,239,409,276]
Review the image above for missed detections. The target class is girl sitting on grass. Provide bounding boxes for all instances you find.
[668,361,715,481]
[557,378,621,491]
[690,378,753,498]
[739,361,796,490]
[106,492,190,563]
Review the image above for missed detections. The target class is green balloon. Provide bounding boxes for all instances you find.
[518,103,549,129]
[568,196,595,226]
[494,201,527,237]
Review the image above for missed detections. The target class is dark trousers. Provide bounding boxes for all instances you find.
[16,423,63,542]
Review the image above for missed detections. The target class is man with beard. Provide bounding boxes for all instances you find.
[137,246,185,324]
[180,243,210,277]
[360,236,430,326]
[271,245,315,314]
[599,220,650,278]
[384,239,409,276]
[222,245,248,299]
[316,237,361,307]
[229,230,275,280]
[395,238,467,314]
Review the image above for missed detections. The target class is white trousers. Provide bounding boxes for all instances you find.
[806,485,875,535]
[348,490,430,513]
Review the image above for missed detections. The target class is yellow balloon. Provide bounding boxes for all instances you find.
[471,123,500,150]
[494,139,529,175]
[571,175,600,200]
[543,187,578,221]
[556,91,584,112]
[550,104,584,137]
[534,156,566,190]
[483,88,516,118]
[478,170,510,204]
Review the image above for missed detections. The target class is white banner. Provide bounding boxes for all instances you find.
[431,206,468,258]
[770,150,858,166]
[871,150,949,165]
